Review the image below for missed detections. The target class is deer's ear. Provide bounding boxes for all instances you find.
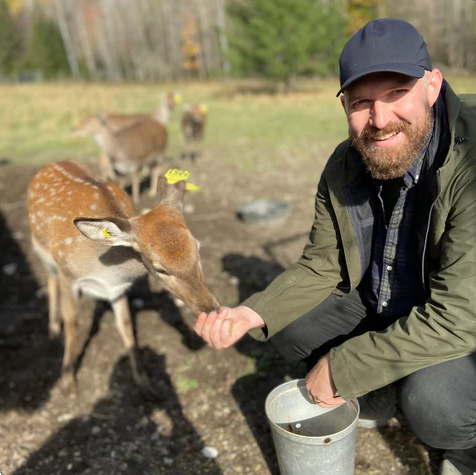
[74,217,134,247]
[157,177,186,209]
[96,112,107,124]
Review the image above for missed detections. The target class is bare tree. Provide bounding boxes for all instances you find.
[53,0,81,78]
[215,0,230,76]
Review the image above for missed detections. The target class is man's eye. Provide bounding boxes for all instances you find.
[392,89,406,95]
[353,99,369,107]
[155,268,169,276]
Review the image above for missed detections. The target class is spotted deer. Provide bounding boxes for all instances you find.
[78,91,181,182]
[28,161,218,394]
[74,114,167,203]
[181,103,208,162]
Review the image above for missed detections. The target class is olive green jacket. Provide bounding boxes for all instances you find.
[243,85,476,400]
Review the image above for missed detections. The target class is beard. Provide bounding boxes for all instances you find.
[350,104,433,180]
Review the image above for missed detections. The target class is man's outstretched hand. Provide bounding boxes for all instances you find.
[194,305,265,349]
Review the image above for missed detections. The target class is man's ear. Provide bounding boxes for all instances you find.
[427,69,443,107]
[340,95,347,113]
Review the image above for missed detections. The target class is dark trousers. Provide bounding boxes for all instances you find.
[269,288,476,471]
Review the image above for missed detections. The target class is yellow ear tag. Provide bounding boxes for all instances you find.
[186,182,200,191]
[175,94,183,105]
[165,168,190,184]
[102,228,111,238]
[164,169,200,191]
[200,105,208,114]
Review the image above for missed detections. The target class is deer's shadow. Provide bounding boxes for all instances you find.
[12,348,223,475]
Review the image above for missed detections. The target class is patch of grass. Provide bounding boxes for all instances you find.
[1,76,473,169]
[237,356,257,378]
[174,375,199,393]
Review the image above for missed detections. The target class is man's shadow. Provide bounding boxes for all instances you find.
[13,348,223,475]
[222,251,306,475]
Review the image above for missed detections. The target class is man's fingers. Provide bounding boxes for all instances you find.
[194,312,210,336]
[196,311,218,346]
[209,310,227,349]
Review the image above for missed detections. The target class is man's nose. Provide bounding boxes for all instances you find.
[369,100,391,129]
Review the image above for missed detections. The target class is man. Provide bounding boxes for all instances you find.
[194,18,476,475]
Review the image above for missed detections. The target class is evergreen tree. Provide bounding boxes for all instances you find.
[23,14,70,79]
[0,1,22,75]
[226,0,348,91]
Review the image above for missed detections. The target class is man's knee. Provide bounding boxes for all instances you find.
[399,367,476,450]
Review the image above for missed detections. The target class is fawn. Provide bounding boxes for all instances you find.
[76,92,181,182]
[181,103,208,162]
[74,114,168,203]
[28,161,218,395]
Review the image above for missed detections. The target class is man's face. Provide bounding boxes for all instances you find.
[343,72,440,180]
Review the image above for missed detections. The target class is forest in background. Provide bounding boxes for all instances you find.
[0,0,475,86]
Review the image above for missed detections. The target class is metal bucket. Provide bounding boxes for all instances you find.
[265,379,360,475]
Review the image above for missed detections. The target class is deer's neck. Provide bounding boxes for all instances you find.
[154,103,170,125]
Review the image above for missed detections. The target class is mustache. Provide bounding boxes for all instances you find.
[358,121,410,141]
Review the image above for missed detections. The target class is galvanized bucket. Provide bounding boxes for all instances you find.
[265,379,360,475]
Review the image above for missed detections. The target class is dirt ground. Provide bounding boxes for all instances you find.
[0,149,442,475]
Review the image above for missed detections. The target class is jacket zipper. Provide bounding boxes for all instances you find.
[421,135,468,291]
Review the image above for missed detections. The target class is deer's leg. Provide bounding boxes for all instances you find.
[58,273,78,377]
[48,273,61,338]
[116,176,127,190]
[132,171,141,204]
[111,295,155,396]
[98,153,115,181]
[148,161,164,198]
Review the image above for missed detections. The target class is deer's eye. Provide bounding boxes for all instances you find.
[155,268,169,276]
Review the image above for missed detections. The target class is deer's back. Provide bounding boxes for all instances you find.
[104,113,151,133]
[28,162,142,289]
[111,118,168,164]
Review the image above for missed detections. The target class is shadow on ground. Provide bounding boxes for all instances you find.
[12,348,223,475]
[0,208,63,412]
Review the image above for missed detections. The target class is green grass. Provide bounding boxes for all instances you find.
[0,75,473,167]
[174,376,199,393]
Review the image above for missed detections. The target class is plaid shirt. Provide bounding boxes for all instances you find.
[361,124,434,317]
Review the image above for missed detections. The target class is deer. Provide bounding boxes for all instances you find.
[77,91,181,182]
[74,114,168,204]
[181,103,208,162]
[102,91,182,131]
[28,160,219,396]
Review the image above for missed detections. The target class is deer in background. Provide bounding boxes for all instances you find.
[79,91,181,182]
[28,161,218,395]
[74,114,168,203]
[181,103,208,162]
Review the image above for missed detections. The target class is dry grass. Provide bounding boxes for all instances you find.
[0,76,473,168]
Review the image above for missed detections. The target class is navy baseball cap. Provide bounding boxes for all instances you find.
[337,18,432,96]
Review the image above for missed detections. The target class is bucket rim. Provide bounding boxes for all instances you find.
[265,379,360,441]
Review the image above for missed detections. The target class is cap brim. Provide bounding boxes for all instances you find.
[336,63,426,97]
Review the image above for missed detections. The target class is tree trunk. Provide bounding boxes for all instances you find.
[76,0,98,80]
[215,0,231,75]
[194,0,210,78]
[53,0,81,78]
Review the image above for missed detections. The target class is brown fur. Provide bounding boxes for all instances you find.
[75,92,180,182]
[74,115,168,203]
[181,104,208,162]
[28,161,218,395]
